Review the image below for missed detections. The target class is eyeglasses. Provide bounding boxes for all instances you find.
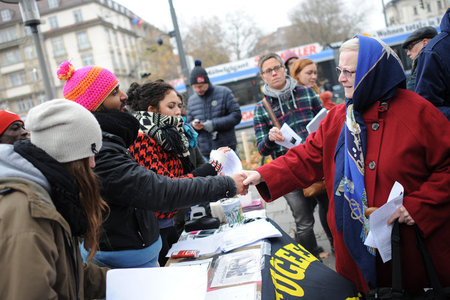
[405,40,421,51]
[336,67,356,78]
[261,65,284,75]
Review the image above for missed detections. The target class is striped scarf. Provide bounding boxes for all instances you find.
[134,111,190,159]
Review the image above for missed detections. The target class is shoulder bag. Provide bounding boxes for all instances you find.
[365,220,450,300]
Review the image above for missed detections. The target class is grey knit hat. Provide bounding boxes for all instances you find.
[26,99,102,163]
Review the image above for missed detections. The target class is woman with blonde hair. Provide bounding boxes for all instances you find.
[291,58,336,110]
[0,99,108,299]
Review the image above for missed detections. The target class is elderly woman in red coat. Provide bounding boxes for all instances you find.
[243,35,450,295]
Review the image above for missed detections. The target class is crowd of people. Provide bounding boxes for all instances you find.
[0,8,448,300]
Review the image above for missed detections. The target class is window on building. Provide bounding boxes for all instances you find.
[3,49,22,66]
[104,28,111,43]
[8,71,27,87]
[24,45,35,60]
[24,27,32,36]
[118,52,125,71]
[30,68,39,82]
[111,51,118,70]
[73,9,83,23]
[37,93,46,104]
[48,0,59,9]
[426,3,431,12]
[0,27,18,43]
[17,98,34,113]
[77,31,91,50]
[49,16,59,29]
[414,6,418,15]
[81,53,94,66]
[51,37,66,56]
[437,1,442,9]
[389,16,395,25]
[1,9,11,22]
[107,0,112,7]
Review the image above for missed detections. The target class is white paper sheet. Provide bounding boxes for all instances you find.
[275,123,302,149]
[205,283,257,300]
[364,181,404,262]
[222,150,243,176]
[221,218,281,252]
[167,232,223,257]
[106,265,208,300]
[306,107,328,134]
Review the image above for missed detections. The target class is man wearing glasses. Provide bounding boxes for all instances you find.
[253,53,324,260]
[401,26,437,91]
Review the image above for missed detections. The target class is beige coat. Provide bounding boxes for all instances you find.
[0,178,107,300]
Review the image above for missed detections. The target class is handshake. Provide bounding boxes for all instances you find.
[229,170,264,196]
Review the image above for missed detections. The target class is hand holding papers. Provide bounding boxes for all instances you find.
[364,181,404,262]
[274,123,302,149]
[222,150,242,176]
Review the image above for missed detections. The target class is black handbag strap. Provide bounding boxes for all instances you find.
[391,220,403,293]
[391,220,445,297]
[413,224,444,295]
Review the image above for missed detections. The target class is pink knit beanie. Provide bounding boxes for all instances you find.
[57,61,119,111]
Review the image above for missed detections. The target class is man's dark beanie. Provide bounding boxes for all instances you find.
[402,26,438,49]
[190,59,210,85]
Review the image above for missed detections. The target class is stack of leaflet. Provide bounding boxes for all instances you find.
[241,198,265,212]
[166,218,281,257]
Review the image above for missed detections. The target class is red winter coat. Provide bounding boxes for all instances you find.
[256,89,450,293]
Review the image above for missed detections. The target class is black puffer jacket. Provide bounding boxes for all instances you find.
[93,111,236,251]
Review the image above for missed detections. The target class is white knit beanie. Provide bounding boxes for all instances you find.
[26,99,102,163]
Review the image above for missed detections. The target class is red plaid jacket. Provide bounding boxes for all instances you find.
[129,133,194,219]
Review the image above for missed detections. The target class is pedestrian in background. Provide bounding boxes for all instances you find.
[253,52,325,260]
[290,57,335,254]
[415,8,450,119]
[0,110,28,144]
[186,59,242,160]
[0,99,108,299]
[244,35,450,294]
[401,26,437,91]
[291,58,336,110]
[283,50,298,76]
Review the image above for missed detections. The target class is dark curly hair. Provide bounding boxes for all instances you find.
[126,79,175,111]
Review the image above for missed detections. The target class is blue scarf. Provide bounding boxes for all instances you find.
[333,35,406,288]
[182,116,198,148]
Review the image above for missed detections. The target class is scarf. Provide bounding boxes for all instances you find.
[333,35,406,288]
[14,140,87,236]
[134,111,194,173]
[182,116,198,148]
[263,75,299,115]
[93,110,140,148]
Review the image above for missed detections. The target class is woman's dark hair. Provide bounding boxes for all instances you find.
[127,79,175,111]
[64,158,108,261]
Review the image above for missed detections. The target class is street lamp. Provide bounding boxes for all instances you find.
[1,0,55,99]
[167,0,192,97]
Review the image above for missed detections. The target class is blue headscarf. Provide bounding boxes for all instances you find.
[333,35,406,288]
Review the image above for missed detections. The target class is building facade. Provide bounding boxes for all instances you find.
[385,0,448,26]
[0,0,156,117]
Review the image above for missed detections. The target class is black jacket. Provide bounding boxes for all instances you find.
[94,112,236,251]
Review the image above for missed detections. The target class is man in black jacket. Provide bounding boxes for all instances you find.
[57,61,247,268]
